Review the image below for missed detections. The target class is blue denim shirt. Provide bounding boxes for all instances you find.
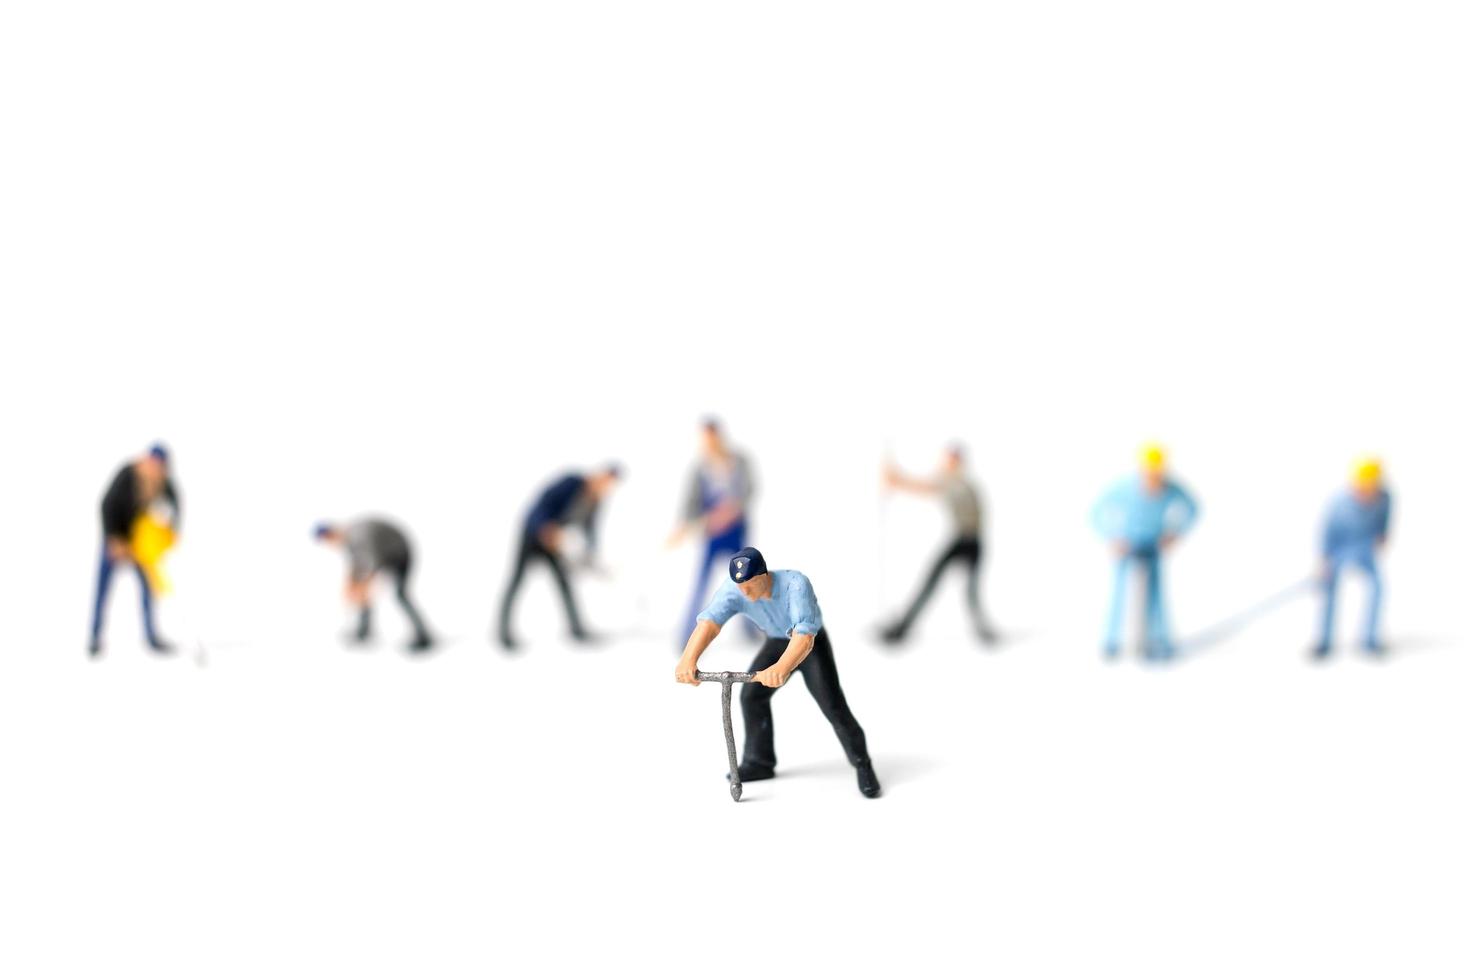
[696,570,823,638]
[1091,476,1199,550]
[1323,490,1391,561]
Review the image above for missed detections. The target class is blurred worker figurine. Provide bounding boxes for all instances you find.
[879,444,996,646]
[89,443,179,657]
[497,465,621,650]
[1313,458,1391,657]
[1090,444,1199,660]
[666,418,755,640]
[314,519,433,653]
[675,547,881,799]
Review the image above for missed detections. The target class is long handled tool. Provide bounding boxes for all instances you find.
[696,670,755,801]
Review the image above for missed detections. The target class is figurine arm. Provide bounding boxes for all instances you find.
[752,632,815,688]
[675,620,722,685]
[883,462,940,494]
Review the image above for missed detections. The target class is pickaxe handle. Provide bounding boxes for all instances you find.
[695,671,757,801]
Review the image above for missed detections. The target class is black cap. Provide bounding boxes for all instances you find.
[729,547,767,583]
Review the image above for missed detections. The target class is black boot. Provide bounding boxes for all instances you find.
[148,638,176,656]
[87,638,102,659]
[856,762,882,799]
[727,762,776,783]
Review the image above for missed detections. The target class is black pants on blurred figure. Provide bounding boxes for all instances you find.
[358,556,432,646]
[498,536,585,641]
[893,534,990,638]
[741,629,870,773]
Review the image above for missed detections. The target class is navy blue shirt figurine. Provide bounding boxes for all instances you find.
[675,547,881,798]
[497,465,621,650]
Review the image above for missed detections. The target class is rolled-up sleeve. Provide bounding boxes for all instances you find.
[785,575,823,635]
[696,587,742,628]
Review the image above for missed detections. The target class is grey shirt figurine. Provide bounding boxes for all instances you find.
[315,518,433,652]
[881,445,996,645]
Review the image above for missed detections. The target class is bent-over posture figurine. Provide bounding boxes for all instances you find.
[498,465,621,650]
[1314,458,1391,657]
[314,519,434,652]
[675,547,880,798]
[89,443,179,657]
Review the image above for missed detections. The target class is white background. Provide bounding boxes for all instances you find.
[2,1,1467,977]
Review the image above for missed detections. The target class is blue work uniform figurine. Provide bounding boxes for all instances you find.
[667,418,755,642]
[674,547,880,799]
[1314,458,1391,657]
[1090,444,1199,660]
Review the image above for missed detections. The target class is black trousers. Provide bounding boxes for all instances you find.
[358,557,431,645]
[498,536,585,640]
[893,534,989,637]
[741,629,870,772]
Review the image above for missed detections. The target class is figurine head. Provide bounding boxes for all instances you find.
[699,417,726,456]
[138,443,170,481]
[586,464,623,499]
[1351,457,1384,502]
[312,522,342,545]
[943,443,965,473]
[729,547,771,599]
[1138,442,1167,492]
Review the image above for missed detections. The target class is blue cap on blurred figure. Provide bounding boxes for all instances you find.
[312,522,334,540]
[729,547,767,583]
[148,443,169,464]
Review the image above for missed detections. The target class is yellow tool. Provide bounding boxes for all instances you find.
[130,512,176,595]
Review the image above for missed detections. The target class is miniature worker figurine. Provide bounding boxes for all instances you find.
[1090,444,1199,660]
[675,547,881,799]
[89,443,179,657]
[497,465,621,650]
[879,444,996,646]
[314,518,434,652]
[1314,458,1391,657]
[666,418,755,641]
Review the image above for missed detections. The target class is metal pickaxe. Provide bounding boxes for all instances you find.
[696,670,756,801]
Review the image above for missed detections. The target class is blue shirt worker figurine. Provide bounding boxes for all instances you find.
[666,418,755,642]
[675,547,881,798]
[497,465,621,650]
[89,443,179,657]
[1314,458,1391,657]
[1090,444,1199,660]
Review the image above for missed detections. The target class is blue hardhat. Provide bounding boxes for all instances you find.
[312,522,334,540]
[729,547,768,583]
[148,443,170,464]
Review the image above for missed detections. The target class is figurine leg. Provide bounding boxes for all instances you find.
[1102,557,1130,656]
[496,539,534,647]
[796,630,871,768]
[739,638,786,773]
[89,546,116,651]
[541,545,588,638]
[1360,559,1383,651]
[354,605,373,642]
[1143,554,1172,658]
[133,557,161,648]
[390,559,432,650]
[886,539,962,639]
[960,537,995,643]
[1315,561,1340,654]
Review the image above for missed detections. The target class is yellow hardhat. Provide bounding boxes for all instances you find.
[1352,456,1383,487]
[1139,442,1167,472]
